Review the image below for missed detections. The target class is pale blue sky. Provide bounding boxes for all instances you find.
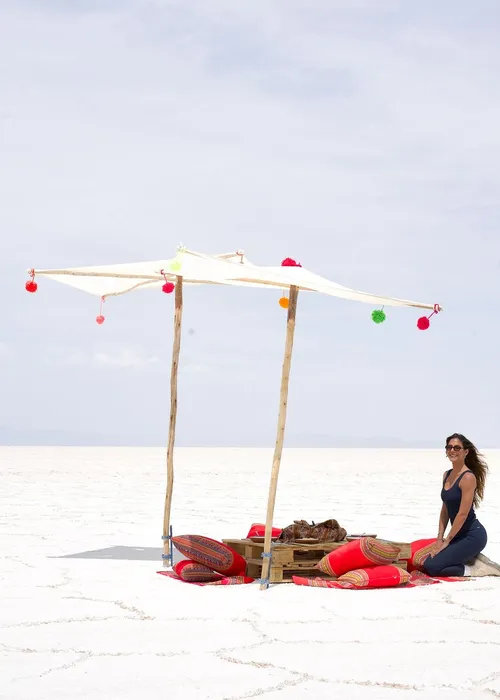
[1,0,499,446]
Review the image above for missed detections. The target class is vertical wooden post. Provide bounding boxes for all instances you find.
[260,285,299,589]
[162,276,183,567]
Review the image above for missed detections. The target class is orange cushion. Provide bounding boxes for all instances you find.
[172,535,247,576]
[316,537,400,577]
[173,560,223,583]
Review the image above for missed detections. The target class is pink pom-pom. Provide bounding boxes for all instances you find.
[417,316,430,330]
[281,258,302,268]
[162,282,175,294]
[96,315,105,325]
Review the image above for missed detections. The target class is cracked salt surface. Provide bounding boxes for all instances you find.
[1,447,500,700]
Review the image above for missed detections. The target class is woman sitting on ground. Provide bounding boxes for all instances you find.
[424,433,499,578]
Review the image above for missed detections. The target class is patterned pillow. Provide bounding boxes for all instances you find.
[316,537,401,577]
[337,565,410,589]
[291,576,339,588]
[173,559,223,583]
[405,538,437,572]
[292,565,410,589]
[172,535,247,576]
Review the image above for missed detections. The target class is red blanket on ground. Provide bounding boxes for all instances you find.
[157,571,254,586]
[158,570,468,587]
[292,571,468,588]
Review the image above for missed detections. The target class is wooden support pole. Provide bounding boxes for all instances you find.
[162,277,183,567]
[260,285,299,590]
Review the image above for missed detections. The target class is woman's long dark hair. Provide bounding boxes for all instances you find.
[446,433,489,508]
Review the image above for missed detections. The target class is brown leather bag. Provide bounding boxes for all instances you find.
[278,519,347,543]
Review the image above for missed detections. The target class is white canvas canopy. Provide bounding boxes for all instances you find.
[29,248,440,589]
[32,248,436,310]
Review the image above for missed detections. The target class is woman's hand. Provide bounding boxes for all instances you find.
[430,539,449,557]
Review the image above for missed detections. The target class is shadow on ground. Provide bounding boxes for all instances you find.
[50,546,183,563]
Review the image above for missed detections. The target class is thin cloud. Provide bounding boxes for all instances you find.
[93,350,161,369]
[53,348,162,370]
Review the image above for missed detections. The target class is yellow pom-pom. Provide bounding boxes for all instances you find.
[279,297,289,309]
[169,259,182,273]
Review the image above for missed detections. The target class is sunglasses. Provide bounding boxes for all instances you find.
[445,445,464,452]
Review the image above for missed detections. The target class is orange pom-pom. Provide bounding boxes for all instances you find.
[279,297,289,309]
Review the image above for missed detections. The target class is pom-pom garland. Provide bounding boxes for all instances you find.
[24,260,442,335]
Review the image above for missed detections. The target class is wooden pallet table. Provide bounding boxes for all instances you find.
[223,538,411,584]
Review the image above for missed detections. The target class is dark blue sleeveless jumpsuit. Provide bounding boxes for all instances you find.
[423,469,487,577]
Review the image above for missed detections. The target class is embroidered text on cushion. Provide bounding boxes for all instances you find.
[172,535,247,576]
[173,560,223,583]
[316,537,400,577]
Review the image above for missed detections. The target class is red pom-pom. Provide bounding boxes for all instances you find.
[25,280,38,293]
[96,315,105,325]
[417,316,430,330]
[162,282,175,294]
[281,258,302,268]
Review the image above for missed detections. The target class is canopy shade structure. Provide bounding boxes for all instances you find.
[31,248,437,311]
[27,248,441,588]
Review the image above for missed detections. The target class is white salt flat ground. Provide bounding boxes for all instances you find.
[1,447,500,700]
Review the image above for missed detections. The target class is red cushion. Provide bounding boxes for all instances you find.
[317,537,400,577]
[172,535,247,576]
[246,523,282,539]
[173,560,223,583]
[405,538,437,572]
[292,576,339,588]
[337,565,410,589]
[292,565,410,589]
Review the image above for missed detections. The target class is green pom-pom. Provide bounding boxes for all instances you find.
[371,309,386,324]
